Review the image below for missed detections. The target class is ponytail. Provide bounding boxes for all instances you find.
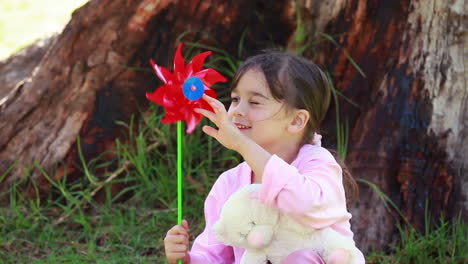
[329,149,359,206]
[309,134,359,206]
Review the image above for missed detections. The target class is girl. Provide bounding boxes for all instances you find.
[163,51,365,263]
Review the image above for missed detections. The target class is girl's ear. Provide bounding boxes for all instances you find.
[287,109,309,134]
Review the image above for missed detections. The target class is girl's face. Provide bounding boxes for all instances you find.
[228,69,297,149]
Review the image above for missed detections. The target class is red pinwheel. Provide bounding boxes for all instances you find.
[146,43,227,133]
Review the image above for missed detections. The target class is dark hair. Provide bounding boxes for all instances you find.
[232,51,358,205]
[232,52,330,143]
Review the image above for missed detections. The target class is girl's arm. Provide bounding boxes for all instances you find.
[259,149,350,229]
[233,136,270,183]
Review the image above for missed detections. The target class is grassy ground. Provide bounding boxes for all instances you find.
[0,108,240,263]
[1,108,466,263]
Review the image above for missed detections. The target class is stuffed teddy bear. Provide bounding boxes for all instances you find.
[212,184,360,264]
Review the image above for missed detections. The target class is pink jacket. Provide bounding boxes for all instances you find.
[188,144,365,263]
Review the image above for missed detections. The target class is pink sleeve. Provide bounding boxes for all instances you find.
[188,175,234,264]
[259,154,350,229]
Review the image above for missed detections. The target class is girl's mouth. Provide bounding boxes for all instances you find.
[235,123,251,130]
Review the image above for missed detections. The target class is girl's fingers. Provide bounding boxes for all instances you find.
[167,225,188,235]
[165,234,187,244]
[182,219,190,231]
[202,94,226,114]
[196,96,229,127]
[202,125,219,139]
[170,253,187,261]
[194,108,216,124]
[170,244,188,252]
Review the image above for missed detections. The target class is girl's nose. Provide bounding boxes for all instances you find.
[232,108,244,117]
[229,103,246,117]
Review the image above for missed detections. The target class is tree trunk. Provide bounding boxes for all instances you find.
[300,0,467,252]
[0,0,465,253]
[0,35,57,104]
[0,0,294,189]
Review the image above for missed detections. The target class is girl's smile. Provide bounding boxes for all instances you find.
[234,123,252,130]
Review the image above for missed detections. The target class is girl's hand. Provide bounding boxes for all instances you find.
[194,94,246,152]
[164,220,191,264]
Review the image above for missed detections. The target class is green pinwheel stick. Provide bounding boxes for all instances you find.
[177,121,183,226]
[146,43,227,263]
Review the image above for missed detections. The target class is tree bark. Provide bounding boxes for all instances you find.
[0,0,294,188]
[299,0,467,252]
[0,0,466,253]
[0,35,57,105]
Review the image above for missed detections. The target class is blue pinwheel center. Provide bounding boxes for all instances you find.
[182,76,204,101]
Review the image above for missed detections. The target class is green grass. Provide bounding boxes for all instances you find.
[0,204,172,263]
[367,215,468,264]
[0,107,240,263]
[0,0,88,60]
[0,108,466,263]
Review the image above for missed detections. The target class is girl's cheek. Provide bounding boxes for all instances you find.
[250,110,270,122]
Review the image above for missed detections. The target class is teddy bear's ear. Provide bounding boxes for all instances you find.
[247,225,274,249]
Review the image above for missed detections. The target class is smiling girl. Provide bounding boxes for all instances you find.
[163,51,365,263]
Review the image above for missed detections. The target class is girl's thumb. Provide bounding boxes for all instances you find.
[182,219,190,231]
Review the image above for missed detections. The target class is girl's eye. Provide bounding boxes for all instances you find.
[231,97,239,103]
[249,101,260,105]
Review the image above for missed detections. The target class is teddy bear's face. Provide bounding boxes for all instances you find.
[213,184,279,248]
[213,217,256,247]
[212,196,257,247]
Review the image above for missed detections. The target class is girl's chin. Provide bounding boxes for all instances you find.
[240,129,254,139]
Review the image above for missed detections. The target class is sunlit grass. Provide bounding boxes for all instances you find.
[0,106,239,263]
[0,0,88,60]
